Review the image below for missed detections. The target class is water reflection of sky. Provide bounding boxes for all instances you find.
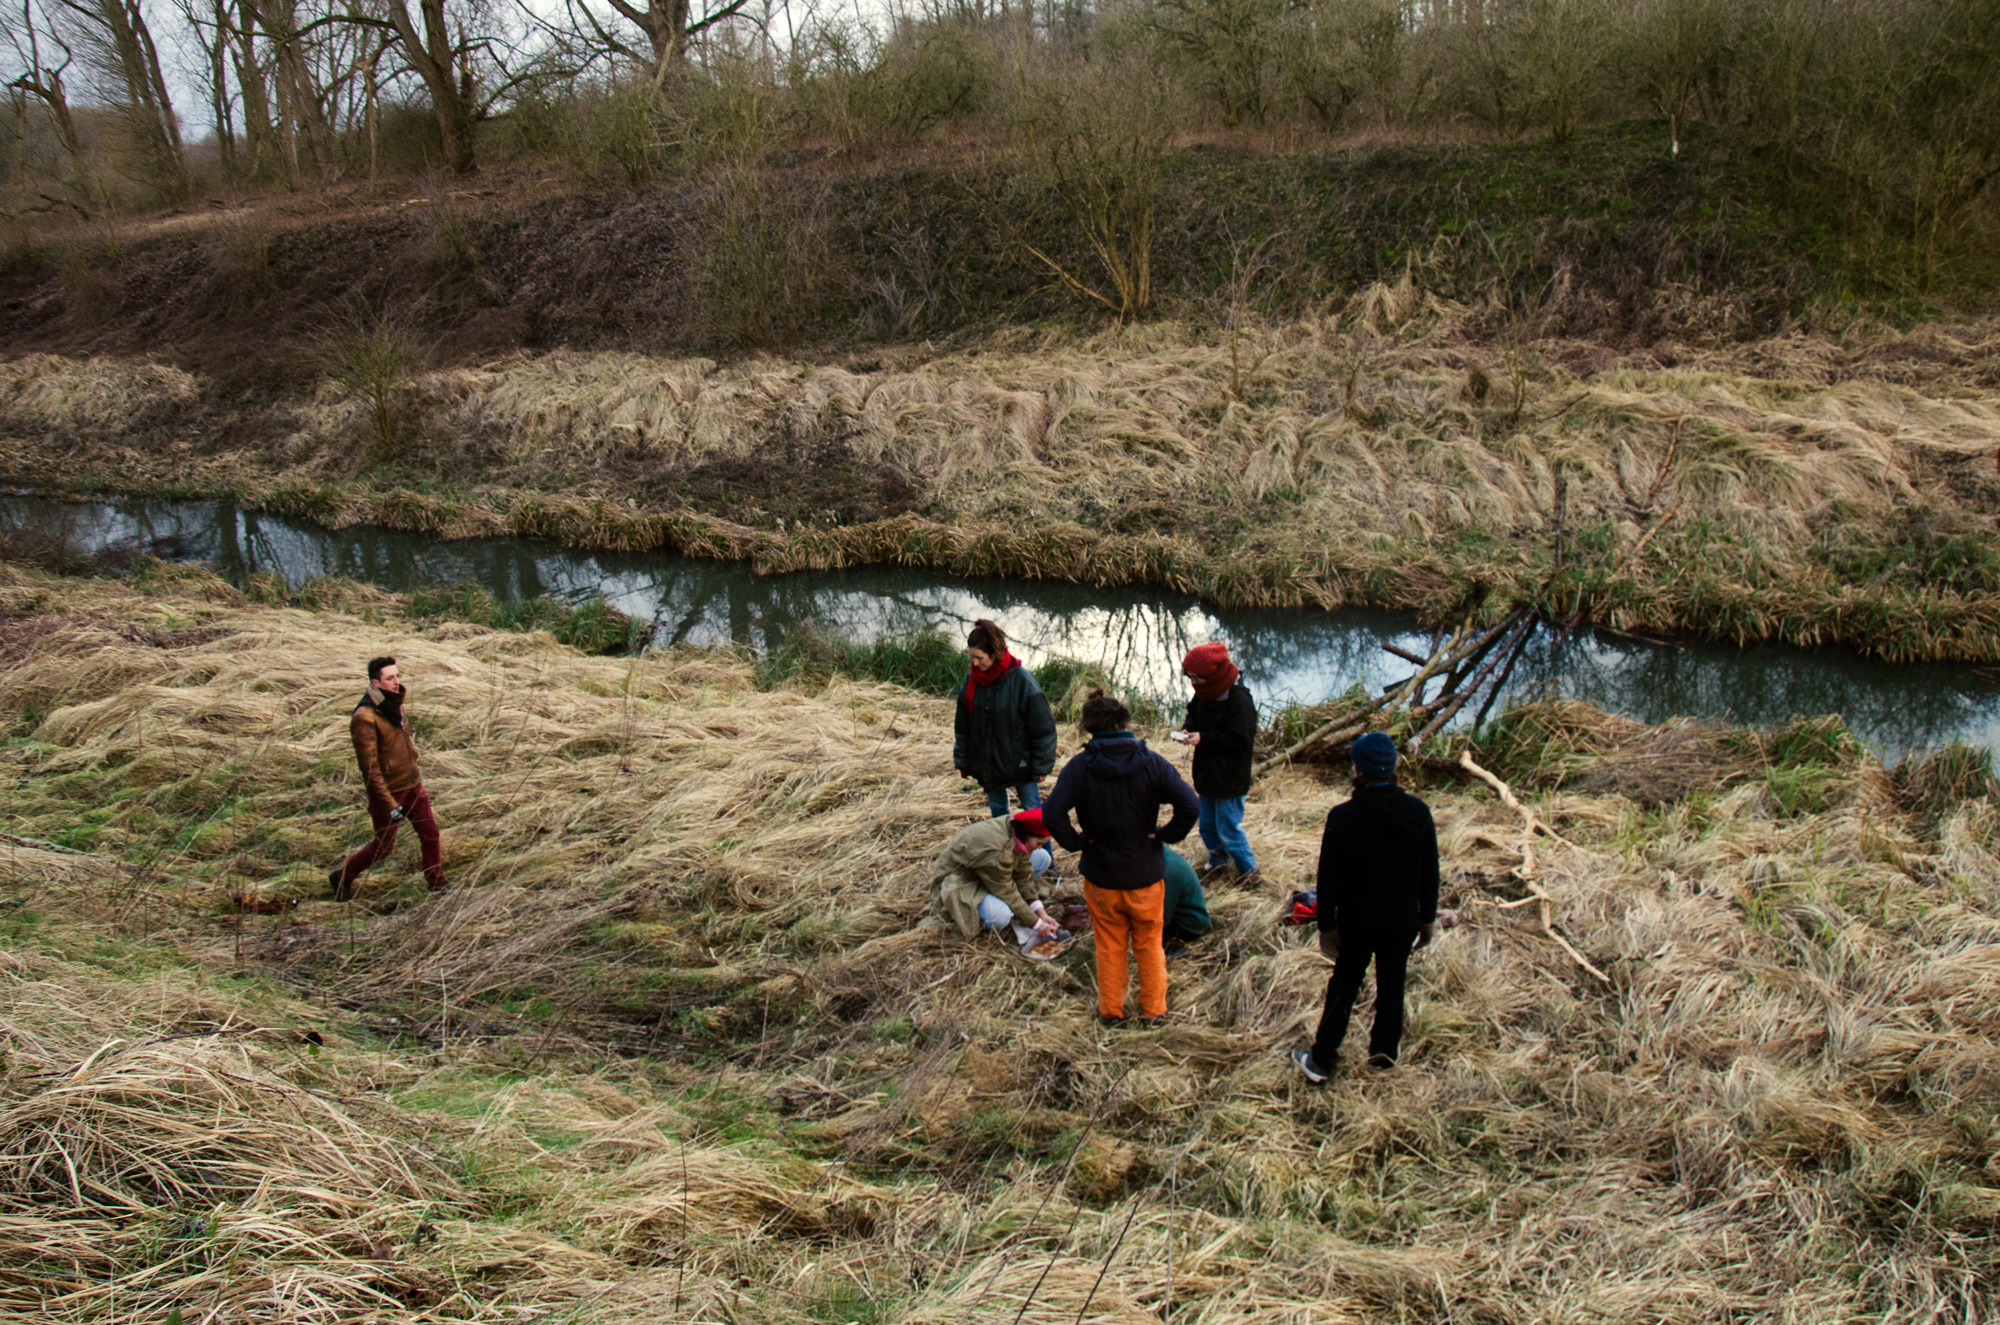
[9,495,1999,758]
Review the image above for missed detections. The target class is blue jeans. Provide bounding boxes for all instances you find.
[1198,795,1256,872]
[976,892,1038,947]
[986,781,1042,818]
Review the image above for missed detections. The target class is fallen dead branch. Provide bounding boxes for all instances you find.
[1458,751,1608,984]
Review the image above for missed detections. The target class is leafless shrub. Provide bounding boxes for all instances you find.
[698,162,836,350]
[1011,44,1183,322]
[207,211,273,306]
[314,306,427,462]
[55,235,115,329]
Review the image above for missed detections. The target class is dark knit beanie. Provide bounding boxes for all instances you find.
[1351,731,1398,779]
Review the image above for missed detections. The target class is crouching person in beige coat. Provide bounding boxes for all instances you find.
[928,809,1067,958]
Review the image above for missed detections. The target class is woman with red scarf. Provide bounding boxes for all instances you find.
[954,618,1058,818]
[1177,641,1260,886]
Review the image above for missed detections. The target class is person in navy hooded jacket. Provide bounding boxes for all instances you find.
[1043,690,1199,1026]
[1292,731,1439,1082]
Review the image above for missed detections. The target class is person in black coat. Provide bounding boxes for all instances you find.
[953,618,1059,817]
[1043,690,1199,1024]
[1292,731,1439,1082]
[1177,642,1259,886]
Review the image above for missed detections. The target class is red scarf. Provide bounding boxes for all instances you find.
[962,651,1018,710]
[1183,642,1239,702]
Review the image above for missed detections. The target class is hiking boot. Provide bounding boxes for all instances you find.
[1235,868,1263,890]
[1365,1053,1397,1072]
[329,866,354,903]
[1290,1048,1330,1085]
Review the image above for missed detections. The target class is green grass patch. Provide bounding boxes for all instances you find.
[406,581,649,654]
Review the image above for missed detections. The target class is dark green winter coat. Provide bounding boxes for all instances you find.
[953,661,1058,791]
[1162,851,1212,941]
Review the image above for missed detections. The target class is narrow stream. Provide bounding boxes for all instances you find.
[7,494,1998,757]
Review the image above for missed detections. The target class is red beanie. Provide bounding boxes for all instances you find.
[1182,642,1239,701]
[1182,641,1231,679]
[1012,809,1049,837]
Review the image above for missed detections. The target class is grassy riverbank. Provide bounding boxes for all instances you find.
[7,295,2000,661]
[3,561,1998,1322]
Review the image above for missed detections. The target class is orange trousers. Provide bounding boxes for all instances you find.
[1085,880,1167,1020]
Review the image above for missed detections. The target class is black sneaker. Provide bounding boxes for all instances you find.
[1290,1048,1330,1084]
[1095,1011,1126,1028]
[1163,938,1190,961]
[1365,1053,1397,1072]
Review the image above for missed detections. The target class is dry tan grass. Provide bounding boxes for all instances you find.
[4,289,1997,655]
[3,565,1999,1322]
[0,353,200,429]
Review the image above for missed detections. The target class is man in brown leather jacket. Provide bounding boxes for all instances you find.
[329,656,446,900]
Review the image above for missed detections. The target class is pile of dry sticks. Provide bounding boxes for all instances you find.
[1254,603,1541,777]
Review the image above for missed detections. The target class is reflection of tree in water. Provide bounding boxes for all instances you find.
[1517,631,1998,755]
[6,495,1997,756]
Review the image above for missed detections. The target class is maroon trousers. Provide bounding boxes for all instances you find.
[339,785,446,892]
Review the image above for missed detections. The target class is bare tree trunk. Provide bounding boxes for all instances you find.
[268,31,303,184]
[602,0,698,79]
[202,0,237,181]
[76,0,191,196]
[131,0,191,190]
[230,0,283,183]
[132,2,184,155]
[653,0,689,69]
[252,0,337,180]
[10,63,83,161]
[383,0,477,174]
[364,39,379,183]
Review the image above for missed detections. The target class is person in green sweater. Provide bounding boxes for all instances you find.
[1161,851,1213,960]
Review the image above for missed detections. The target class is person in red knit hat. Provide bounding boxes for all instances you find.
[925,808,1068,958]
[1176,641,1260,887]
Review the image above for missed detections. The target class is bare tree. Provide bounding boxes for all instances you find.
[223,0,282,180]
[174,0,238,180]
[253,0,338,179]
[372,0,472,171]
[52,0,190,195]
[567,0,757,78]
[6,0,83,163]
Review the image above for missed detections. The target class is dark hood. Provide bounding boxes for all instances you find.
[1079,733,1150,780]
[1351,784,1426,838]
